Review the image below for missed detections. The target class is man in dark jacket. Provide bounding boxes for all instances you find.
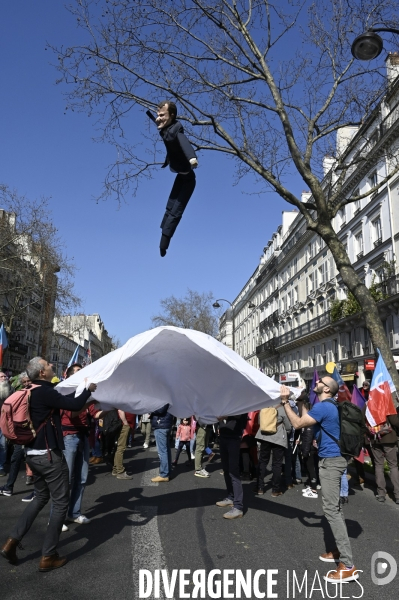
[150,404,173,482]
[365,407,399,503]
[0,357,97,572]
[216,414,248,519]
[155,101,198,257]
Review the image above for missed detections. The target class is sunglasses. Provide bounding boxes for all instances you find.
[317,378,331,392]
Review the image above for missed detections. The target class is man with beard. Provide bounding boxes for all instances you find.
[281,378,360,584]
[0,372,12,477]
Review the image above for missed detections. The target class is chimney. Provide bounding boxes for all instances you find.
[386,52,399,84]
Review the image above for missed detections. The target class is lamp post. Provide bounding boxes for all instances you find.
[212,299,235,351]
[213,299,258,352]
[351,28,399,61]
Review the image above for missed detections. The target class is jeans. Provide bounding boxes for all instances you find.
[0,428,7,471]
[219,436,243,511]
[113,424,130,474]
[4,444,25,491]
[63,433,89,519]
[319,456,353,568]
[340,468,349,497]
[10,449,69,556]
[161,171,196,239]
[154,428,172,478]
[174,440,191,463]
[257,441,285,492]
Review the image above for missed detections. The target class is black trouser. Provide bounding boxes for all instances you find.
[161,171,196,239]
[219,436,243,511]
[175,440,191,463]
[302,449,317,487]
[10,449,69,557]
[4,444,25,492]
[257,441,285,492]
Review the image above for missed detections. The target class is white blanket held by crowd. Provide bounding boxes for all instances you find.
[56,327,298,423]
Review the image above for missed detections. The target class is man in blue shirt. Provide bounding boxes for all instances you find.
[281,377,360,584]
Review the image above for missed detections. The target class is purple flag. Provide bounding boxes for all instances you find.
[309,369,320,406]
[351,385,366,410]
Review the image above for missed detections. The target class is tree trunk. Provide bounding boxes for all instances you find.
[316,220,399,401]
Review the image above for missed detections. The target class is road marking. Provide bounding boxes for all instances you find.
[140,456,161,486]
[131,506,169,599]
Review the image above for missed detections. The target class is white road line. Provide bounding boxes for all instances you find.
[140,456,161,487]
[131,506,169,599]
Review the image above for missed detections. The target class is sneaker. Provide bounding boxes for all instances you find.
[143,443,149,449]
[25,476,34,485]
[302,486,311,493]
[69,515,91,524]
[195,469,210,478]
[116,472,133,480]
[323,563,359,583]
[255,489,265,495]
[191,453,195,460]
[151,476,169,482]
[376,495,386,502]
[216,498,234,507]
[207,452,216,463]
[223,507,243,519]
[303,488,318,498]
[22,491,36,502]
[271,491,283,497]
[319,550,340,562]
[0,485,12,497]
[62,524,69,532]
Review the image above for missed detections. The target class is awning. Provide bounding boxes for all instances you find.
[341,374,355,381]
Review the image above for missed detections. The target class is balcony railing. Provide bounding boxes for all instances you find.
[278,311,332,347]
[375,275,399,297]
[256,339,278,357]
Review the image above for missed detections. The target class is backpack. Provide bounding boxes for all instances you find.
[366,421,392,440]
[102,409,122,439]
[321,400,366,457]
[0,384,51,444]
[259,407,278,435]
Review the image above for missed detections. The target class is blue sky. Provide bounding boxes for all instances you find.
[0,1,301,345]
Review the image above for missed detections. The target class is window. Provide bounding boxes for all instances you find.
[369,171,378,188]
[319,261,328,284]
[306,270,318,295]
[372,217,382,245]
[339,208,346,226]
[354,199,361,215]
[355,231,363,257]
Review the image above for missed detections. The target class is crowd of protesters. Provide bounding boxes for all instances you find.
[1,359,399,584]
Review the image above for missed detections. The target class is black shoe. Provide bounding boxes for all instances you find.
[339,496,349,506]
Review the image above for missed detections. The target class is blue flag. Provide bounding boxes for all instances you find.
[67,345,80,369]
[0,323,8,367]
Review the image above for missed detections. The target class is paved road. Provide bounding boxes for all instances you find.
[1,439,398,600]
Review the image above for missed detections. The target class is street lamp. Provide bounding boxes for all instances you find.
[213,299,235,351]
[351,28,399,61]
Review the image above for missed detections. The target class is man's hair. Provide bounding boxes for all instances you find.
[66,363,83,379]
[26,357,45,381]
[16,371,29,385]
[327,378,339,397]
[157,100,177,120]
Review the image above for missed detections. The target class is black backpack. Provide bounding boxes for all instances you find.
[320,400,366,457]
[102,409,123,439]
